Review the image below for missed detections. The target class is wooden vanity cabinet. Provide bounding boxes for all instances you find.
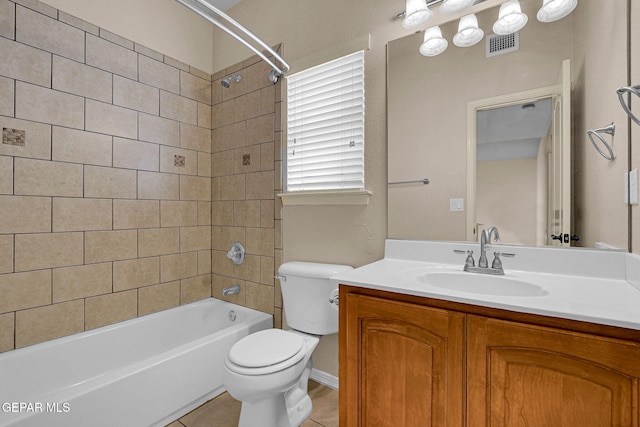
[339,285,640,427]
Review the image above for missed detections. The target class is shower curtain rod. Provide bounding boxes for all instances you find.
[175,0,290,83]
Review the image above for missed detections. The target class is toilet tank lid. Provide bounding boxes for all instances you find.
[278,261,353,279]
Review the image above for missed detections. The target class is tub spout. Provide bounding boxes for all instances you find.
[222,284,241,296]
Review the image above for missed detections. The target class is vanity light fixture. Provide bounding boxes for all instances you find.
[420,26,448,56]
[439,0,475,15]
[536,0,577,22]
[453,13,484,47]
[493,0,528,35]
[402,0,434,29]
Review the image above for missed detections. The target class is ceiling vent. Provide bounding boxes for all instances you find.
[486,32,519,57]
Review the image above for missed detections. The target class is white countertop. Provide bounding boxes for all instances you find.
[333,240,640,331]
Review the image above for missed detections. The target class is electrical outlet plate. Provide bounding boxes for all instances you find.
[450,198,464,212]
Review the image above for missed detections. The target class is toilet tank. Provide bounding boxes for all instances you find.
[277,261,353,335]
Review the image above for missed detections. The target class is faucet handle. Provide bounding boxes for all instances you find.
[454,249,475,268]
[491,252,515,269]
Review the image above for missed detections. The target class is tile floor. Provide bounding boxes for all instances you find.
[167,381,338,427]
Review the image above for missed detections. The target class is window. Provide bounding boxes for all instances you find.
[286,50,365,193]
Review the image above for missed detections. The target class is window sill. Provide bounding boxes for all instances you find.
[278,190,372,206]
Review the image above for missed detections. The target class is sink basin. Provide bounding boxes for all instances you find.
[417,272,548,297]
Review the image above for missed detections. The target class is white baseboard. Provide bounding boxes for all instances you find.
[310,368,338,390]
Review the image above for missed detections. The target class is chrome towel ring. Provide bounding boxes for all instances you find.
[587,122,615,161]
[617,85,640,126]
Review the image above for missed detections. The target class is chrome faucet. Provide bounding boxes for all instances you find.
[454,226,514,275]
[222,284,241,296]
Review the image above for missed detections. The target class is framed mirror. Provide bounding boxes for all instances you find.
[387,0,629,250]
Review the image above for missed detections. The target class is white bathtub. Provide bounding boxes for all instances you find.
[0,298,272,427]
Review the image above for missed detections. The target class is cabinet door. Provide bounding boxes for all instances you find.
[468,315,640,427]
[342,293,465,427]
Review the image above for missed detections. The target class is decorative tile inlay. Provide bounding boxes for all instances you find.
[242,154,251,166]
[174,155,186,168]
[3,128,25,146]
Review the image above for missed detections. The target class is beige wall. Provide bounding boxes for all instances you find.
[39,0,213,73]
[0,0,213,352]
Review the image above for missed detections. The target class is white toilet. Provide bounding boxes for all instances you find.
[223,261,352,427]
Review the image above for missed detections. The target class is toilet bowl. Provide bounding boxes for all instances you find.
[222,261,352,427]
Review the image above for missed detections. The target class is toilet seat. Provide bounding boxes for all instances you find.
[226,329,307,376]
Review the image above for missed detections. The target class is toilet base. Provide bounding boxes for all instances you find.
[237,359,313,427]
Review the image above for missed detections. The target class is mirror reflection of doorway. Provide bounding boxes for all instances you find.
[476,98,553,246]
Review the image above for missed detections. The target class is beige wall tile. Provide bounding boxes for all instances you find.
[99,28,134,49]
[16,82,84,129]
[181,274,211,305]
[0,76,14,117]
[86,99,137,139]
[138,113,180,147]
[139,55,180,94]
[261,200,275,228]
[212,150,233,177]
[0,312,14,353]
[211,249,233,277]
[0,195,50,234]
[219,122,246,151]
[212,100,235,129]
[85,230,137,264]
[52,262,112,303]
[246,60,273,93]
[85,290,137,330]
[217,174,245,201]
[15,300,84,348]
[113,137,160,171]
[198,152,212,177]
[86,33,137,80]
[189,67,209,81]
[58,10,99,35]
[0,116,51,160]
[14,0,57,18]
[246,227,274,257]
[246,171,274,200]
[261,142,275,172]
[135,43,163,62]
[138,281,180,316]
[164,56,189,72]
[160,252,198,282]
[180,123,211,153]
[246,114,275,146]
[84,166,137,199]
[274,160,283,192]
[212,201,233,226]
[16,6,84,62]
[274,131,283,161]
[113,257,160,292]
[235,90,261,122]
[161,201,198,227]
[15,158,83,197]
[198,103,212,129]
[180,175,212,201]
[0,235,12,274]
[52,127,112,167]
[160,90,198,125]
[0,269,50,313]
[113,75,160,115]
[275,219,282,250]
[198,201,212,226]
[233,145,261,174]
[234,200,261,227]
[53,198,112,232]
[113,200,160,230]
[138,227,179,257]
[0,0,15,39]
[160,146,198,175]
[245,281,274,314]
[138,171,180,200]
[180,71,211,104]
[260,256,274,285]
[0,156,12,195]
[180,226,212,252]
[212,274,245,305]
[0,37,50,87]
[261,85,276,115]
[15,232,83,272]
[52,55,112,103]
[211,226,245,251]
[233,254,261,282]
[198,250,212,275]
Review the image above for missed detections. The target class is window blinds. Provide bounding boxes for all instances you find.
[286,50,365,192]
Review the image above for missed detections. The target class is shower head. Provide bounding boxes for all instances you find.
[221,74,241,88]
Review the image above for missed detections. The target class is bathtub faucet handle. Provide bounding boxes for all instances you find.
[226,242,245,265]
